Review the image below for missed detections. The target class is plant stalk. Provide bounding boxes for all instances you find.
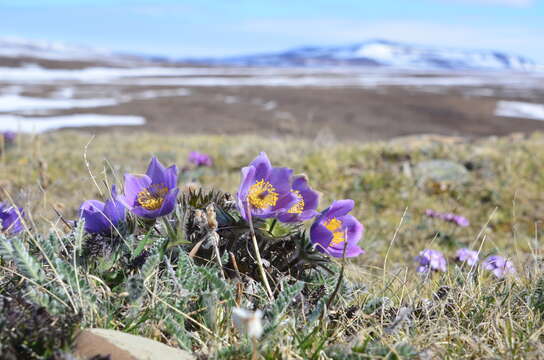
[246,203,274,300]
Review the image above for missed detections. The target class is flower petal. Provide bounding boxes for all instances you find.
[146,156,168,185]
[324,199,354,219]
[250,152,272,181]
[121,174,151,208]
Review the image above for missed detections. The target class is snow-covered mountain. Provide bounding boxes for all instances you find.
[0,37,146,66]
[195,39,537,71]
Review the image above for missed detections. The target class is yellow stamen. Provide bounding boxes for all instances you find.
[248,179,278,209]
[324,217,345,245]
[288,190,305,214]
[137,184,168,210]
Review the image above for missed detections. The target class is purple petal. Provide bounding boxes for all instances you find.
[326,242,365,258]
[310,222,334,250]
[146,157,168,185]
[236,166,256,221]
[340,214,364,246]
[103,192,126,226]
[158,188,179,217]
[249,152,272,181]
[133,188,179,219]
[80,200,110,234]
[120,174,151,208]
[324,199,355,220]
[293,175,320,212]
[268,167,293,195]
[0,205,24,235]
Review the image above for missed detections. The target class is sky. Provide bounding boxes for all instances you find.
[0,0,543,62]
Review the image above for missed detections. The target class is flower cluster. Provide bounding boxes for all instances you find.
[482,255,516,278]
[80,157,179,234]
[188,151,213,167]
[236,152,364,258]
[415,249,447,273]
[455,248,479,266]
[425,209,469,227]
[416,247,515,278]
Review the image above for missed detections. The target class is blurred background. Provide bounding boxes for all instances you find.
[1,0,543,140]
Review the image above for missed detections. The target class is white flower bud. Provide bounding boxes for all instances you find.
[232,307,264,339]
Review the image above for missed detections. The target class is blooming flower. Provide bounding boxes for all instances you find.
[3,131,16,145]
[483,255,515,279]
[455,248,479,266]
[232,307,264,339]
[309,199,364,258]
[236,152,298,221]
[425,209,469,227]
[415,249,447,273]
[188,151,213,167]
[80,186,125,235]
[277,175,320,223]
[0,202,24,235]
[118,157,179,219]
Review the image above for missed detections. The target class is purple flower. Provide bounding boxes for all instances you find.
[236,152,298,221]
[188,151,213,167]
[3,131,16,144]
[309,199,364,258]
[483,255,516,279]
[80,186,126,235]
[425,209,469,227]
[455,248,479,266]
[118,157,179,219]
[415,249,447,273]
[0,202,24,235]
[277,175,320,223]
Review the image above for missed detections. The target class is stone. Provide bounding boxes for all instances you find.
[413,160,469,187]
[74,328,195,360]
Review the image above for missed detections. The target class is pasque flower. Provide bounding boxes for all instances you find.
[236,152,298,221]
[416,249,447,273]
[309,199,364,258]
[425,209,469,227]
[118,157,179,219]
[188,151,213,167]
[80,186,125,235]
[277,175,320,223]
[3,131,16,144]
[455,248,479,266]
[483,255,515,278]
[0,202,24,235]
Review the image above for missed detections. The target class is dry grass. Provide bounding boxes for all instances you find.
[2,130,544,359]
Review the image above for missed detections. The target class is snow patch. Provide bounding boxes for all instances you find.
[0,114,145,133]
[0,94,118,112]
[495,101,544,121]
[0,88,191,113]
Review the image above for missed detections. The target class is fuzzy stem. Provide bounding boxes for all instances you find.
[246,203,274,300]
[251,337,259,360]
[213,237,225,279]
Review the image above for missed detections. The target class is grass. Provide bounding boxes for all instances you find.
[1,130,544,359]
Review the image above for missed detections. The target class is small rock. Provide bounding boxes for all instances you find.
[74,328,195,360]
[414,160,469,187]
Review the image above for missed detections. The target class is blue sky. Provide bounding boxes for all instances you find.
[0,0,543,61]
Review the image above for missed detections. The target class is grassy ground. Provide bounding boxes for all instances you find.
[2,130,544,359]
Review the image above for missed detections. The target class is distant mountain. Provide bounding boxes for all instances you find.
[0,37,149,67]
[0,37,537,71]
[190,39,537,71]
